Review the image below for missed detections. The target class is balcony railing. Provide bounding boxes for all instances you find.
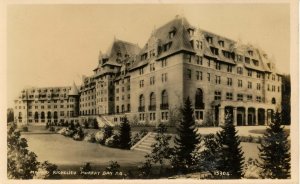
[160,103,169,110]
[138,106,145,112]
[195,103,205,109]
[148,105,156,111]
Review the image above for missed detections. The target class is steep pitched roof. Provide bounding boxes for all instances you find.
[131,16,195,70]
[69,82,79,96]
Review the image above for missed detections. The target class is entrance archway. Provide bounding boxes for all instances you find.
[258,108,265,125]
[237,107,245,126]
[248,108,256,125]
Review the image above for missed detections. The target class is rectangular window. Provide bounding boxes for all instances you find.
[237,67,243,75]
[227,78,232,86]
[215,75,221,84]
[257,72,261,78]
[238,80,243,87]
[236,54,243,62]
[139,68,144,75]
[215,61,221,70]
[161,58,167,67]
[227,65,232,73]
[150,63,155,71]
[150,76,155,85]
[247,95,253,101]
[237,94,243,101]
[196,55,203,65]
[248,70,252,77]
[196,71,203,80]
[256,96,262,102]
[207,73,211,81]
[139,80,144,88]
[226,92,233,100]
[248,81,252,89]
[187,69,192,80]
[184,54,192,63]
[257,83,261,90]
[214,91,222,100]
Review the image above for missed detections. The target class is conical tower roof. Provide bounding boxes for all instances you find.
[69,82,79,96]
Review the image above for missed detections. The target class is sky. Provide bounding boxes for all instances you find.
[7,4,290,107]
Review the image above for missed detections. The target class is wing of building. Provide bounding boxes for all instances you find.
[14,15,282,126]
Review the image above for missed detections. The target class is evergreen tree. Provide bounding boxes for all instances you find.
[215,110,244,179]
[7,123,40,179]
[258,111,290,179]
[147,123,173,175]
[172,97,201,173]
[199,134,222,175]
[118,116,132,149]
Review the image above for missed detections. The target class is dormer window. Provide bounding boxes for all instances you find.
[210,47,219,55]
[206,36,213,44]
[163,42,172,52]
[248,50,253,56]
[252,59,259,66]
[141,53,148,61]
[103,58,108,64]
[218,40,224,47]
[188,28,194,36]
[169,31,176,39]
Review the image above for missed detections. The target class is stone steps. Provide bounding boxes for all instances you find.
[131,132,157,153]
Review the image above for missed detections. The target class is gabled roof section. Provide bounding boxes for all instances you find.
[155,16,195,59]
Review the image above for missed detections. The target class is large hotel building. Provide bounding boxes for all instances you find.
[14,16,282,127]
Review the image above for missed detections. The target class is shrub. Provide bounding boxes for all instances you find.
[103,125,113,140]
[49,126,55,132]
[105,134,120,147]
[138,159,152,178]
[73,127,84,141]
[95,131,105,143]
[83,120,89,129]
[104,161,123,178]
[55,127,61,132]
[84,133,96,143]
[22,126,29,132]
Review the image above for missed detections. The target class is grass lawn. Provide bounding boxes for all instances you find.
[22,133,147,167]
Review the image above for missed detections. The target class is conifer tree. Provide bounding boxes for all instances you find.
[258,111,290,179]
[119,116,132,149]
[172,97,201,173]
[147,123,173,175]
[7,123,40,179]
[215,110,244,179]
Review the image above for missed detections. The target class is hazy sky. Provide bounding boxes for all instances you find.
[7,4,290,107]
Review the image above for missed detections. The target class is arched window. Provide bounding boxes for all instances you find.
[47,111,52,119]
[41,112,45,119]
[18,112,22,119]
[54,111,58,119]
[127,104,130,112]
[150,92,156,106]
[34,112,39,120]
[195,88,204,109]
[161,90,168,105]
[272,97,276,104]
[139,95,145,107]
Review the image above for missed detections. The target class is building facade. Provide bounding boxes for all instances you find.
[14,16,282,126]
